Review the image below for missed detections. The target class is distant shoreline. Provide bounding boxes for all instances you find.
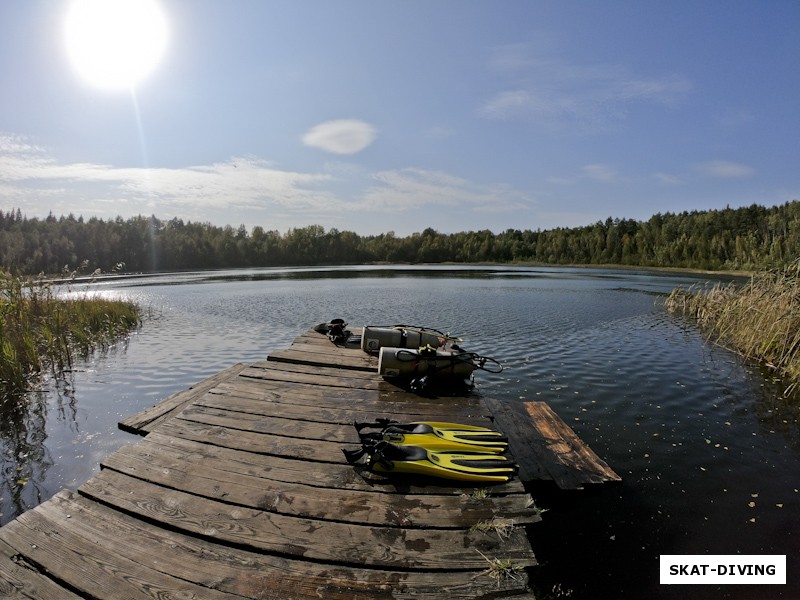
[36,261,752,286]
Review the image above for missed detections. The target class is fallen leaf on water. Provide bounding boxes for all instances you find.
[748,502,756,508]
[776,504,784,508]
[751,493,759,498]
[749,518,756,523]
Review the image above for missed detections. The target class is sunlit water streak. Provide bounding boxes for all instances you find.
[1,265,797,599]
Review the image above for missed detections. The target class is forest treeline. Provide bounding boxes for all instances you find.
[1,201,799,275]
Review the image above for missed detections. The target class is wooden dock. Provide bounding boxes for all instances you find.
[0,327,619,599]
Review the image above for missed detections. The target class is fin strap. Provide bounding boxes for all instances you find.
[353,418,397,432]
[342,446,367,464]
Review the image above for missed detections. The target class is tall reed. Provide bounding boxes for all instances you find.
[665,258,800,395]
[0,273,141,394]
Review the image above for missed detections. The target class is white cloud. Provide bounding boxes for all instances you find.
[0,132,45,156]
[696,160,755,178]
[301,119,377,155]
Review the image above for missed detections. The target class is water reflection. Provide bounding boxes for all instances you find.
[0,389,54,524]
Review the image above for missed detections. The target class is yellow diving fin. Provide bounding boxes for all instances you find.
[343,441,517,484]
[354,419,508,453]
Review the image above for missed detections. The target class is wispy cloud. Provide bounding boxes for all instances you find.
[0,133,532,228]
[302,119,377,155]
[360,168,532,214]
[653,172,683,186]
[424,125,456,140]
[545,163,623,186]
[695,160,755,178]
[0,133,339,219]
[0,133,46,156]
[581,163,619,183]
[714,109,755,132]
[480,43,691,129]
[123,157,337,211]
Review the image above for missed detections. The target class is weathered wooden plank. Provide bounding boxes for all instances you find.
[280,337,357,352]
[45,490,530,600]
[0,537,82,600]
[219,376,488,414]
[119,363,248,435]
[214,376,487,413]
[485,398,621,489]
[267,334,377,370]
[127,430,527,496]
[255,360,384,381]
[244,361,482,401]
[100,437,541,527]
[1,499,242,600]
[523,401,620,487]
[240,364,389,390]
[151,417,527,494]
[267,347,377,371]
[177,403,360,442]
[177,403,502,465]
[289,327,364,344]
[79,469,538,571]
[168,408,514,489]
[197,387,495,427]
[160,414,345,462]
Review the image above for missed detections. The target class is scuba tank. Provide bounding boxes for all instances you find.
[361,326,446,353]
[378,346,479,379]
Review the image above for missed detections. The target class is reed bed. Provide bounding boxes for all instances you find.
[0,274,141,394]
[665,259,800,396]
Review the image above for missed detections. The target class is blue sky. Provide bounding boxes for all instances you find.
[1,1,798,236]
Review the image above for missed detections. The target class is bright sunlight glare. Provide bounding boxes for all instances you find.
[64,0,168,91]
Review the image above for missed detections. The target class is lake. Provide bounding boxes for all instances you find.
[2,265,798,599]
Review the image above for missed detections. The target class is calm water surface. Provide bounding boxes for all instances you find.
[2,265,798,599]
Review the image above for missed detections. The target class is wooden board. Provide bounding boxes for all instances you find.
[149,416,528,495]
[46,489,529,599]
[117,430,527,497]
[79,469,538,572]
[485,398,622,489]
[211,378,489,416]
[196,386,494,427]
[1,499,241,600]
[0,537,83,600]
[100,437,541,527]
[264,328,376,372]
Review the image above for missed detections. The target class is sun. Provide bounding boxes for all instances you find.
[64,0,168,91]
